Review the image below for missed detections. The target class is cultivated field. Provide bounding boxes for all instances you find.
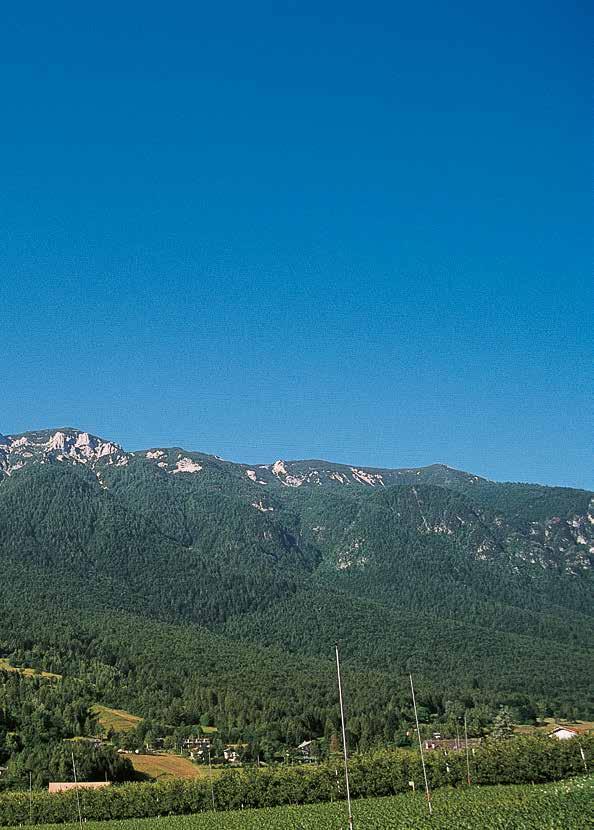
[8,776,592,830]
[125,753,220,782]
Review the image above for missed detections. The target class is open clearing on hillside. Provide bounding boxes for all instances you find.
[9,776,592,830]
[0,658,61,680]
[125,753,220,782]
[92,705,143,733]
[91,705,218,738]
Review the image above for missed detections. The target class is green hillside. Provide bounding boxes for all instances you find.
[0,429,593,787]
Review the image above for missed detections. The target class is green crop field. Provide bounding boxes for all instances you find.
[10,776,593,830]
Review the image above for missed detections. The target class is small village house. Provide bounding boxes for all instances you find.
[548,727,579,740]
[186,738,212,761]
[296,740,318,761]
[223,747,240,764]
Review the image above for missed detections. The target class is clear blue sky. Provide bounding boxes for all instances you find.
[1,2,592,488]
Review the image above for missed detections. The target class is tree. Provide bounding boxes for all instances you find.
[491,707,514,740]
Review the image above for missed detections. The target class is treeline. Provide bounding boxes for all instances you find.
[0,737,590,825]
[1,608,571,765]
[0,671,132,790]
[2,597,591,778]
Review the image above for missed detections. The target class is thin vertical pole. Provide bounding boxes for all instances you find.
[579,744,587,773]
[207,746,216,810]
[464,713,472,785]
[29,771,33,825]
[409,674,432,815]
[71,752,83,830]
[335,644,354,830]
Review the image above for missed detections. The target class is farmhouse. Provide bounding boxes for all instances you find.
[223,747,240,764]
[182,736,210,749]
[186,738,212,761]
[296,740,318,761]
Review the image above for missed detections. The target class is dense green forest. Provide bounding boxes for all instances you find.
[0,669,132,789]
[0,430,592,789]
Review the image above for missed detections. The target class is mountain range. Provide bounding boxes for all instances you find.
[1,427,593,744]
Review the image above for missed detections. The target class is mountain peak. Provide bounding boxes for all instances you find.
[0,428,127,478]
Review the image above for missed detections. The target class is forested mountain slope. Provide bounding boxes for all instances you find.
[0,427,593,747]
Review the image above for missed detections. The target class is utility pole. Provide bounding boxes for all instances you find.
[207,746,216,810]
[335,644,354,830]
[409,674,432,815]
[464,712,472,785]
[71,751,83,830]
[29,771,33,825]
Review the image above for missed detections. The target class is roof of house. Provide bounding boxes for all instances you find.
[48,782,111,793]
[549,726,579,735]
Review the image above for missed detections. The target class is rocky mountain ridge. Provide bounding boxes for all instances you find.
[0,427,484,488]
[1,428,592,579]
[0,428,128,476]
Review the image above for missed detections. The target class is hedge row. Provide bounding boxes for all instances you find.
[0,736,591,826]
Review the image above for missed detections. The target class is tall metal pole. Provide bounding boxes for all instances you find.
[409,673,432,815]
[71,751,83,830]
[579,743,587,773]
[464,712,472,785]
[207,746,216,810]
[335,644,354,830]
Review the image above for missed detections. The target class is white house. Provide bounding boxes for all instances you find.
[548,727,579,740]
[223,747,240,763]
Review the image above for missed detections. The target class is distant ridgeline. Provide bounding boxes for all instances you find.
[0,428,593,775]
